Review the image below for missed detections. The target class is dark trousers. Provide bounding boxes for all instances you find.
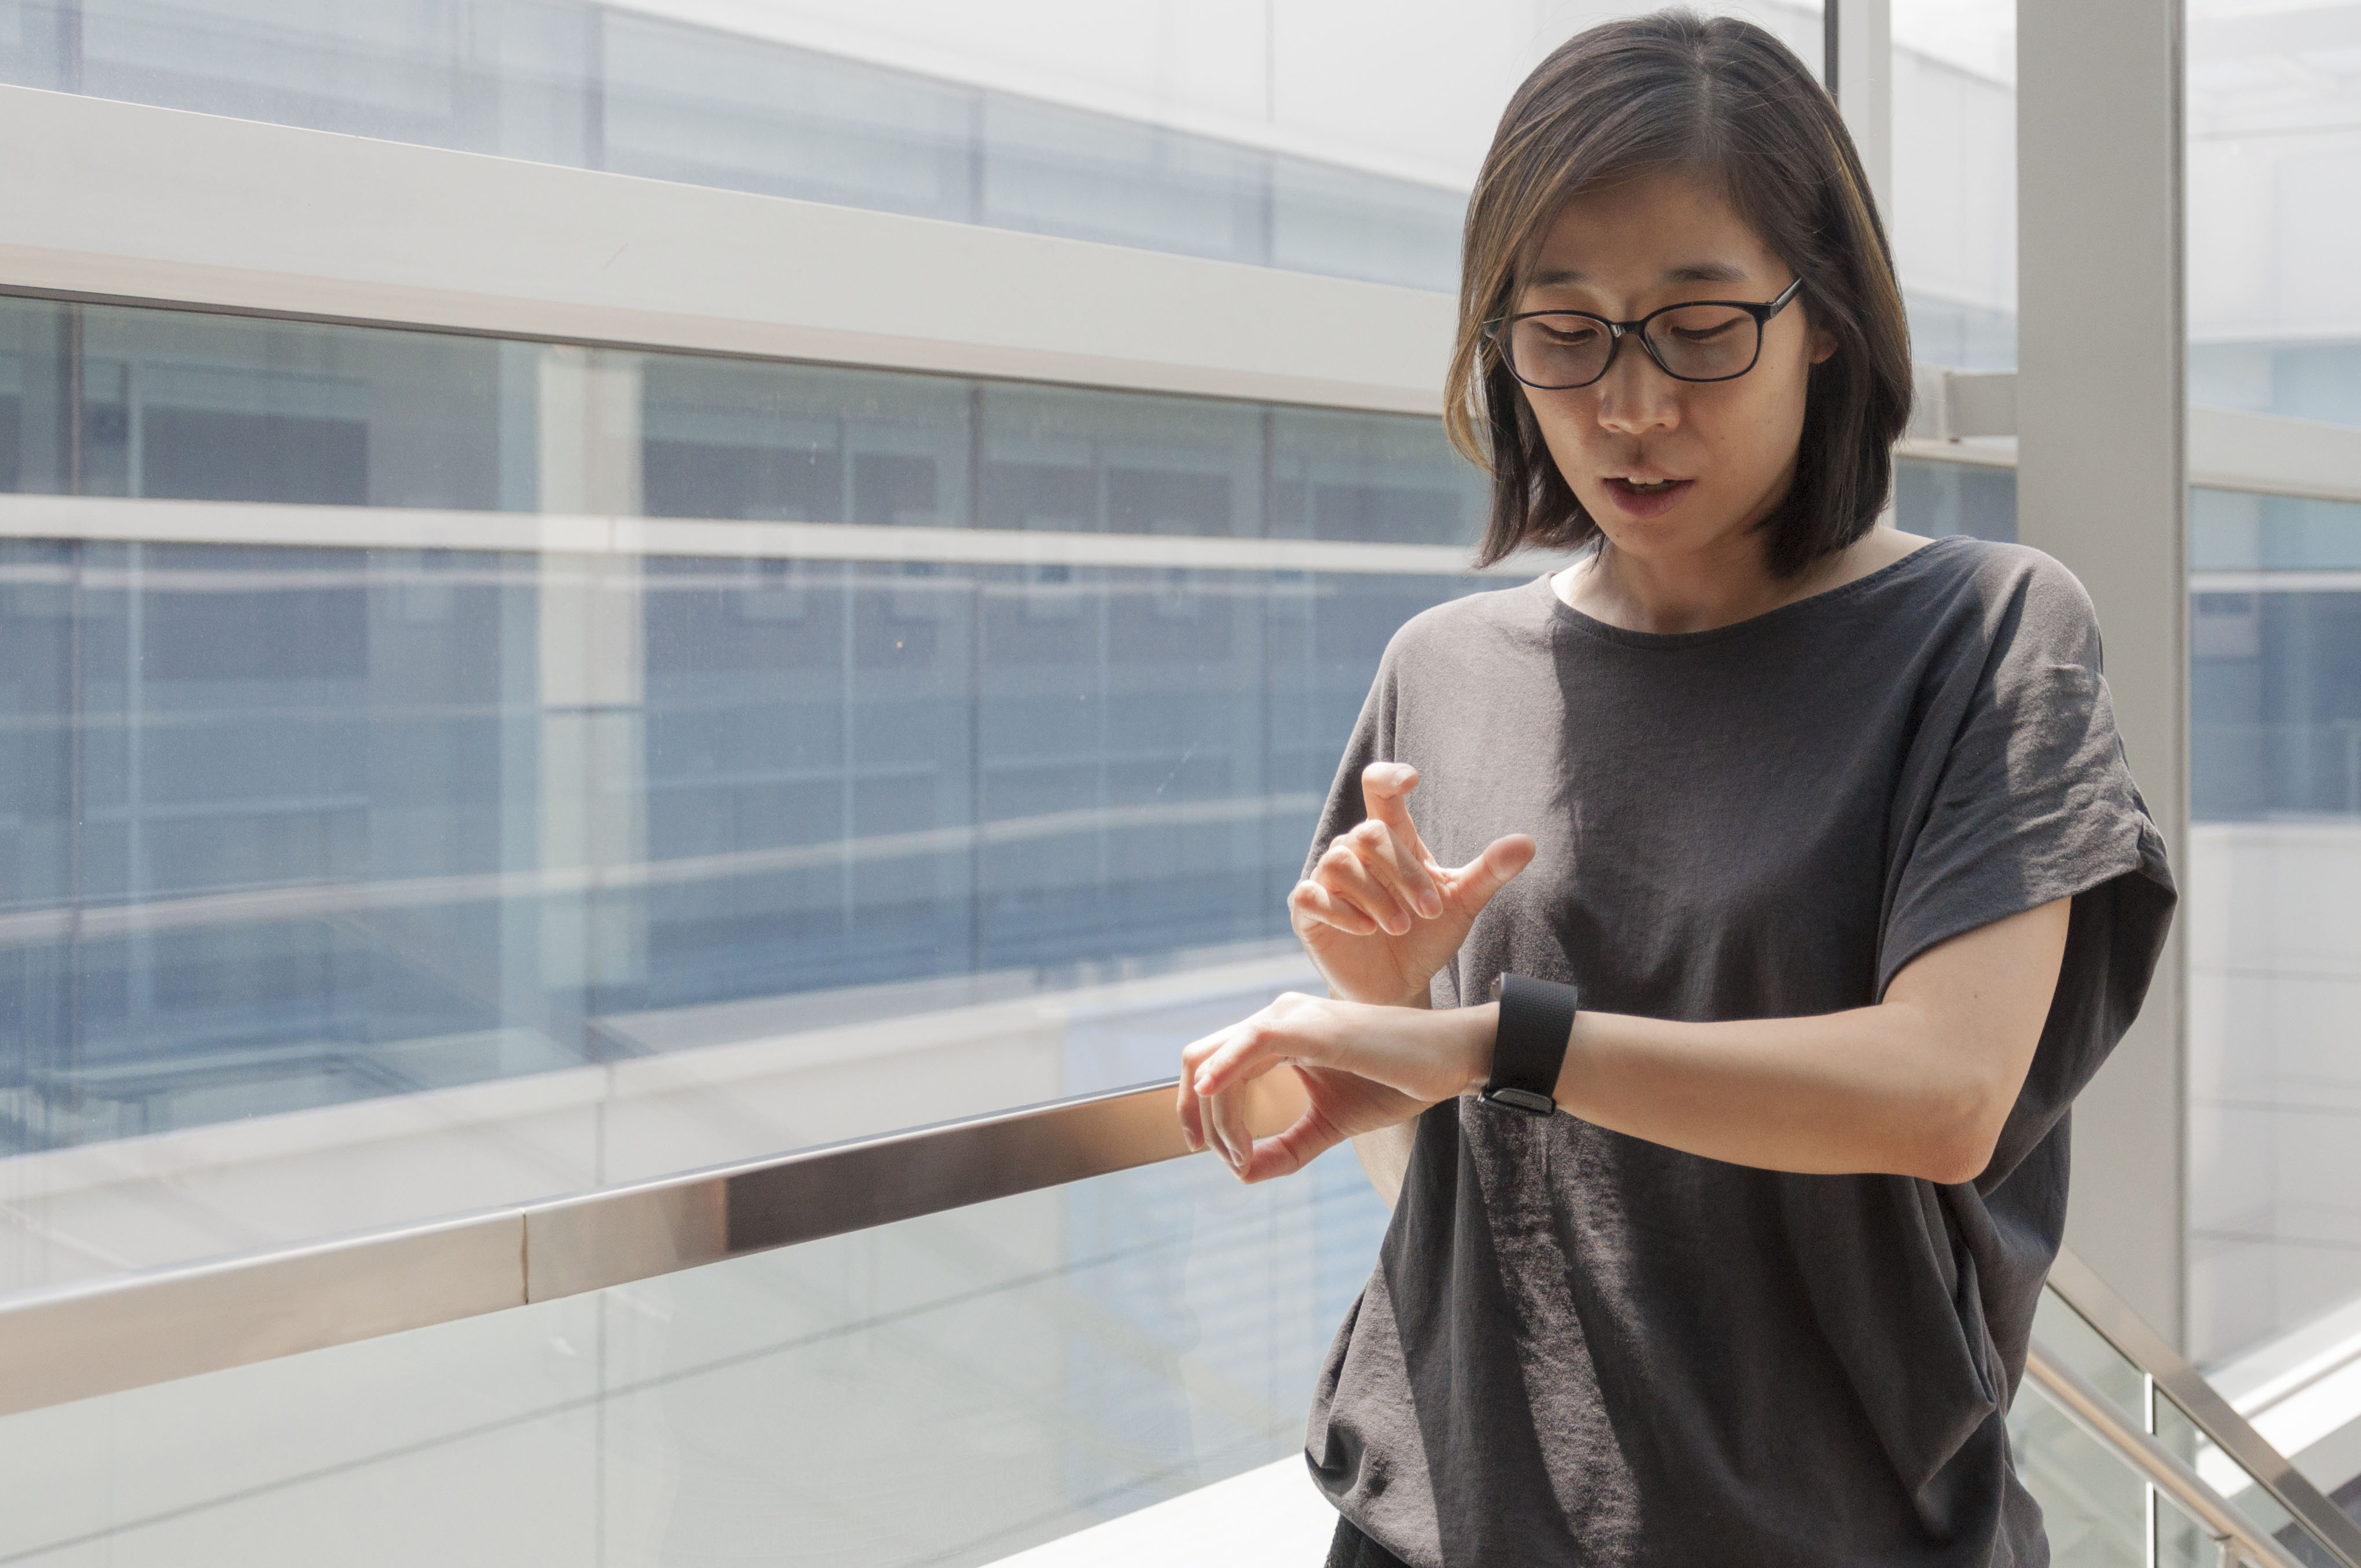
[1326,1515,1413,1568]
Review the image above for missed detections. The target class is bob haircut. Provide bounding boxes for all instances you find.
[1451,10,1913,577]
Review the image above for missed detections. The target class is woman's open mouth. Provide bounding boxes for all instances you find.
[1602,476,1695,519]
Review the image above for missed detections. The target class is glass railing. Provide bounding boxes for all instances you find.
[1,1075,2354,1567]
[2021,1277,2360,1567]
[0,1090,1387,1566]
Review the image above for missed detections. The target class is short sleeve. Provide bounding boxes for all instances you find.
[1878,549,2177,1185]
[1299,633,1403,884]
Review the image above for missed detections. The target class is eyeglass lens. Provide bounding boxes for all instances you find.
[1508,304,1763,388]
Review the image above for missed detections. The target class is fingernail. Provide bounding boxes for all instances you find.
[1418,891,1442,917]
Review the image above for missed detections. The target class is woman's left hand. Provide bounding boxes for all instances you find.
[1176,993,1493,1182]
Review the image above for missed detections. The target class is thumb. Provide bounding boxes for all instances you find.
[1444,833,1535,913]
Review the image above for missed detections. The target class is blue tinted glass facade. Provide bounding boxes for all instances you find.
[0,295,1491,1155]
[0,539,1473,1151]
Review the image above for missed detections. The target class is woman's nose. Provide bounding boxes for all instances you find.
[1592,350,1682,435]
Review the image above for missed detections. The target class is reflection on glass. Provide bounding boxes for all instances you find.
[0,1142,1388,1566]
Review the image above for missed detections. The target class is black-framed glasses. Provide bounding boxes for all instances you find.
[1487,274,1806,390]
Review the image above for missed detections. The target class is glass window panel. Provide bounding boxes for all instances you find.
[979,94,1270,265]
[1893,457,2017,542]
[1269,154,1467,290]
[978,386,1263,539]
[2187,0,2361,1389]
[0,292,1506,1305]
[2188,3,2361,429]
[1891,1,2018,371]
[1269,406,1487,548]
[2187,489,2361,1375]
[601,9,978,219]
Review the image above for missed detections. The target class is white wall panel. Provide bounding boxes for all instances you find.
[0,86,1457,417]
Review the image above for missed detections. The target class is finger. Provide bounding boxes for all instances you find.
[1318,840,1412,936]
[1176,1019,1242,1155]
[1195,1023,1321,1103]
[1343,820,1441,928]
[1289,879,1380,938]
[1443,832,1537,913]
[1207,1082,1253,1173]
[1238,1103,1349,1184]
[1359,763,1444,916]
[1175,1071,1205,1155]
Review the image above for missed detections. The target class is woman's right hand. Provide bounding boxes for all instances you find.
[1291,762,1537,1007]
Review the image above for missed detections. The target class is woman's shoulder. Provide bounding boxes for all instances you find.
[1912,533,2092,599]
[1895,535,2106,660]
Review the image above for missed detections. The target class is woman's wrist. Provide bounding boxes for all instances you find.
[1321,974,1436,1009]
[1450,1003,1500,1097]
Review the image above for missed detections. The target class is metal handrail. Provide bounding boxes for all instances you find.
[0,1075,2352,1568]
[2044,1248,2361,1568]
[2025,1343,2305,1568]
[0,1077,1216,1419]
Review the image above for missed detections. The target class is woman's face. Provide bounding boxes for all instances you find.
[1511,170,1835,568]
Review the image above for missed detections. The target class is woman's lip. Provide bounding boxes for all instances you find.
[1601,477,1695,519]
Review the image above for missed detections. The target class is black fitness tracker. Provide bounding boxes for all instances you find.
[1482,973,1579,1115]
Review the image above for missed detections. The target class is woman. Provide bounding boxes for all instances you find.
[1175,12,2175,1567]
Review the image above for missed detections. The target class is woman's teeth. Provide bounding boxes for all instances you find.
[1623,479,1678,490]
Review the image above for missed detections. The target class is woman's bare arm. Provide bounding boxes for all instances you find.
[1540,897,2067,1181]
[1182,895,2071,1186]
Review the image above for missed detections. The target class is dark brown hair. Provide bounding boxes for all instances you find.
[1451,9,1912,576]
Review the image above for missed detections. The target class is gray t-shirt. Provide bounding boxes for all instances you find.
[1300,537,2176,1567]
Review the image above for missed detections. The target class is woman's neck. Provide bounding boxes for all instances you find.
[1553,526,1932,635]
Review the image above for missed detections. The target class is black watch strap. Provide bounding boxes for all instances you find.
[1482,973,1579,1115]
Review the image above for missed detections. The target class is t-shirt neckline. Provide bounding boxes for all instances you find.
[1536,534,1977,651]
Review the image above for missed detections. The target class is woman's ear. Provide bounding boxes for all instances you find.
[1808,325,1839,365]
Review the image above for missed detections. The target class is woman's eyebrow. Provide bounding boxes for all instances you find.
[1666,260,1752,284]
[1528,261,1754,288]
